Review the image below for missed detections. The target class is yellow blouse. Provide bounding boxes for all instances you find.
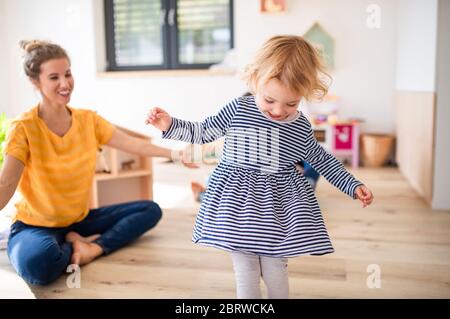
[4,106,114,227]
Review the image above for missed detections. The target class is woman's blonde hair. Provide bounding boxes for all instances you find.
[243,35,331,101]
[20,40,70,80]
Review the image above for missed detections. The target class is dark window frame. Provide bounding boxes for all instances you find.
[104,0,234,71]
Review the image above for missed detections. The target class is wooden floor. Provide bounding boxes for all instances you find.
[1,160,449,298]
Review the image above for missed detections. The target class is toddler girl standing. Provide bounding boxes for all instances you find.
[147,35,373,298]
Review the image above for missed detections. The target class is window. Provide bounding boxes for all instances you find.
[104,0,234,71]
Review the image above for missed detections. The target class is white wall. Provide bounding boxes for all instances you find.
[235,0,398,134]
[394,0,450,210]
[395,0,438,91]
[0,0,9,113]
[0,0,244,142]
[0,0,399,139]
[432,0,450,210]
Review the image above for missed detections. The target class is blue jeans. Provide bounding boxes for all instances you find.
[303,161,320,190]
[7,200,162,285]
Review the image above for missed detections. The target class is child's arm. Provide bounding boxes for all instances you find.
[146,98,239,145]
[301,115,373,205]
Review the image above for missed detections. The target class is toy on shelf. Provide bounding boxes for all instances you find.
[304,95,362,168]
[121,159,136,171]
[95,148,111,174]
[304,94,340,125]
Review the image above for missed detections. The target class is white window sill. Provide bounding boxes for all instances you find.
[96,69,237,78]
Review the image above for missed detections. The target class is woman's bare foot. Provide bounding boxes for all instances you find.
[70,240,104,266]
[191,181,206,202]
[65,231,100,244]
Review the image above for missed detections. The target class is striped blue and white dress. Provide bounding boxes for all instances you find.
[162,95,363,258]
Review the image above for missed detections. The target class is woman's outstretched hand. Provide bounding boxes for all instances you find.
[172,146,199,169]
[355,185,374,208]
[146,107,172,132]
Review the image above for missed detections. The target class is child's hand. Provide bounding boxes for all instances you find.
[355,185,373,208]
[145,107,172,132]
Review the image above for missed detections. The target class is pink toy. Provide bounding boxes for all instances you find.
[331,123,359,169]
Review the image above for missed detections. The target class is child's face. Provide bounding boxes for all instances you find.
[255,78,302,121]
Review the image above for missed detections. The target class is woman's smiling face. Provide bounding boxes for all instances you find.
[33,58,74,106]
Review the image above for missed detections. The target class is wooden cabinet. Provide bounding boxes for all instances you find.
[89,126,153,209]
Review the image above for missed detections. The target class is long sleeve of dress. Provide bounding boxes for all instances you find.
[162,97,240,145]
[301,115,363,198]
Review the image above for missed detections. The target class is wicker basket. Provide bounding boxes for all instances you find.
[361,134,395,167]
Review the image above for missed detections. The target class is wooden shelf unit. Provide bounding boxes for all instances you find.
[89,126,153,209]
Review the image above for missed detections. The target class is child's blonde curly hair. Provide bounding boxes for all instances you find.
[243,35,331,101]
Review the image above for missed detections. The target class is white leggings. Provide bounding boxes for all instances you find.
[231,252,289,299]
